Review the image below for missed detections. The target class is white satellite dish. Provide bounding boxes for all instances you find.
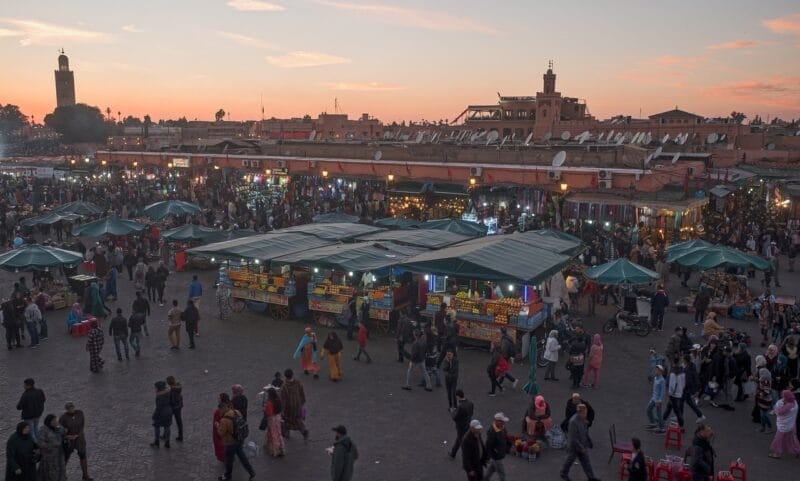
[631,132,641,144]
[499,135,509,148]
[671,152,680,164]
[767,143,776,151]
[578,134,587,145]
[607,130,615,140]
[719,134,726,142]
[679,133,687,145]
[524,132,534,146]
[661,134,670,144]
[796,130,800,136]
[644,153,654,165]
[597,132,606,141]
[476,130,487,139]
[469,132,479,142]
[485,130,499,145]
[616,136,625,146]
[552,150,567,167]
[706,133,719,144]
[561,131,571,141]
[654,146,663,158]
[308,130,317,141]
[431,132,439,143]
[415,132,424,143]
[543,132,552,142]
[374,150,383,161]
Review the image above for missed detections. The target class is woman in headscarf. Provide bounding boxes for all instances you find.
[262,387,285,458]
[5,422,37,481]
[524,395,553,439]
[37,414,67,481]
[89,282,108,319]
[231,385,248,420]
[293,326,320,378]
[583,334,604,388]
[104,265,118,301]
[769,389,800,458]
[752,356,768,423]
[85,320,104,373]
[543,330,561,381]
[321,331,344,382]
[756,368,774,433]
[212,393,230,463]
[66,303,84,330]
[782,336,799,380]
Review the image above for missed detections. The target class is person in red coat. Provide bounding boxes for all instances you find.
[212,393,230,463]
[353,322,372,363]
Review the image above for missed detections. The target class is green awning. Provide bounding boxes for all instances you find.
[162,224,218,242]
[511,231,583,256]
[357,229,471,249]
[431,183,469,196]
[708,185,732,198]
[401,235,571,284]
[72,216,146,237]
[274,241,425,272]
[0,244,84,272]
[312,212,360,224]
[275,222,385,241]
[387,181,428,195]
[187,232,334,261]
[584,259,659,285]
[668,245,771,270]
[373,217,422,230]
[53,201,104,216]
[419,219,487,237]
[203,229,258,244]
[144,200,202,220]
[20,211,81,227]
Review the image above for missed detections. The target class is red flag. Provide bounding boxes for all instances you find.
[447,167,453,180]
[590,174,597,188]
[486,172,494,182]
[338,161,344,172]
[371,163,377,174]
[405,163,411,175]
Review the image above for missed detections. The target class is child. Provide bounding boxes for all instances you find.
[583,334,603,388]
[353,321,372,363]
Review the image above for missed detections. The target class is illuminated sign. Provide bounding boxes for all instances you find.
[172,158,190,168]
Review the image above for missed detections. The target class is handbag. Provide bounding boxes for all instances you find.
[258,414,268,431]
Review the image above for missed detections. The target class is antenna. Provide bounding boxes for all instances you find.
[671,152,680,164]
[653,146,663,158]
[661,134,669,144]
[334,98,340,114]
[374,150,382,161]
[552,150,567,167]
[561,131,571,141]
[524,132,533,146]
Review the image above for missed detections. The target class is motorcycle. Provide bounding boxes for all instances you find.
[602,307,651,337]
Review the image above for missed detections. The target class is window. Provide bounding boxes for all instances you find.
[505,110,513,119]
[543,109,548,117]
[517,110,527,120]
[502,128,511,137]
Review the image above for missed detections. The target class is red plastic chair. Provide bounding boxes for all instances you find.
[618,452,632,480]
[654,460,673,481]
[664,422,682,450]
[729,460,746,481]
[718,471,735,481]
[608,424,633,464]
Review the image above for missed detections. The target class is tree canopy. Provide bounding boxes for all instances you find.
[44,103,111,143]
[0,104,29,138]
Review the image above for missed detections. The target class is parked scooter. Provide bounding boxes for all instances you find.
[602,305,651,337]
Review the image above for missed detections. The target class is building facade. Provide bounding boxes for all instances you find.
[54,50,76,108]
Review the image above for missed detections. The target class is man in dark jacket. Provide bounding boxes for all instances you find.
[442,349,460,410]
[330,425,358,481]
[689,424,715,481]
[449,390,474,459]
[485,413,509,481]
[650,284,669,331]
[402,330,431,391]
[733,343,752,402]
[461,420,487,481]
[560,404,600,481]
[16,378,45,441]
[166,376,184,442]
[561,393,595,432]
[131,291,151,337]
[693,289,710,326]
[150,380,172,448]
[108,308,129,361]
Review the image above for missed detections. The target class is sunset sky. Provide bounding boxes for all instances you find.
[2,0,799,124]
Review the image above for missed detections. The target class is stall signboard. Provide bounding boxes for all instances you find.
[172,157,190,168]
[309,298,346,314]
[369,307,390,321]
[230,286,288,306]
[456,319,516,344]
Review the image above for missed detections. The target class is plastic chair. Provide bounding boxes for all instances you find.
[729,460,746,481]
[654,460,673,481]
[608,423,633,463]
[718,471,735,481]
[664,422,682,450]
[618,452,632,480]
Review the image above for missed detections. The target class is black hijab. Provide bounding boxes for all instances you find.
[323,332,343,354]
[15,421,29,437]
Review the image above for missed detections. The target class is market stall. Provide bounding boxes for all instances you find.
[224,263,297,319]
[0,244,85,311]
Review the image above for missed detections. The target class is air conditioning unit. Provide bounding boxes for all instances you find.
[469,167,482,177]
[598,170,612,180]
[598,179,613,189]
[241,160,249,167]
[276,160,287,169]
[250,160,261,168]
[548,171,561,181]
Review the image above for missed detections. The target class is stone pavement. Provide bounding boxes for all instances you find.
[0,263,795,480]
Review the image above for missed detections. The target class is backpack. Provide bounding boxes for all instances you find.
[232,413,249,442]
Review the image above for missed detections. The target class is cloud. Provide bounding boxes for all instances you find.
[216,30,278,50]
[763,12,800,36]
[324,81,405,91]
[226,0,285,12]
[313,0,497,34]
[700,76,800,110]
[0,18,109,46]
[121,24,142,33]
[707,40,760,51]
[265,50,350,68]
[653,55,705,68]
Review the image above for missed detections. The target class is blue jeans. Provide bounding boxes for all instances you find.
[646,400,664,429]
[760,408,773,430]
[26,322,39,346]
[113,336,129,360]
[24,418,40,441]
[129,332,141,355]
[224,442,254,479]
[39,315,48,339]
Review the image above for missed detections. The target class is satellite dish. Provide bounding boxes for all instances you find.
[578,134,587,145]
[671,152,680,164]
[415,132,424,143]
[631,132,641,144]
[476,130,487,139]
[654,146,663,158]
[719,134,726,142]
[796,130,800,136]
[561,131,571,141]
[499,135,509,148]
[469,132,479,142]
[597,132,606,141]
[679,133,687,145]
[661,134,669,144]
[615,135,624,146]
[308,130,317,141]
[524,132,533,146]
[706,133,719,144]
[374,150,383,161]
[485,130,499,145]
[431,132,439,143]
[543,132,552,142]
[767,143,776,151]
[607,130,615,140]
[644,153,653,165]
[552,150,567,167]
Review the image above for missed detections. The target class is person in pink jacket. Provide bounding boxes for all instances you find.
[582,334,604,388]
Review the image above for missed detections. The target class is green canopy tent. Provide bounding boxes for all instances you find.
[20,211,81,227]
[418,218,488,237]
[400,235,571,284]
[275,222,385,242]
[203,229,258,244]
[71,216,146,237]
[665,239,715,261]
[0,244,83,272]
[531,229,582,244]
[161,224,218,242]
[373,217,422,230]
[584,258,659,285]
[667,245,770,270]
[273,241,426,273]
[511,231,583,256]
[144,200,202,221]
[356,229,471,249]
[52,200,104,216]
[187,232,334,261]
[312,212,360,224]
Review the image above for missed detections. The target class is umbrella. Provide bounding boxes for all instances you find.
[665,239,714,261]
[0,244,83,272]
[522,335,539,396]
[161,224,218,242]
[373,217,421,230]
[204,229,258,244]
[418,219,487,237]
[312,212,360,224]
[584,258,659,285]
[72,216,146,237]
[20,211,81,227]
[668,245,770,270]
[53,201,104,216]
[532,229,582,244]
[143,200,201,221]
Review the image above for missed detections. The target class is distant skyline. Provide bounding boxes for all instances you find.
[1,1,799,124]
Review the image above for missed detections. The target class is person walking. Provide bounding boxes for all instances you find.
[567,334,587,389]
[769,389,800,458]
[187,275,203,332]
[231,385,248,421]
[155,261,169,306]
[650,284,669,332]
[682,354,706,423]
[85,321,104,373]
[484,413,509,481]
[108,308,129,361]
[181,299,199,349]
[402,330,432,391]
[17,378,46,441]
[23,296,41,348]
[34,290,48,340]
[37,414,67,481]
[145,265,157,302]
[329,425,358,481]
[449,390,474,459]
[733,342,752,402]
[2,299,21,349]
[688,424,715,481]
[293,327,320,378]
[167,376,184,442]
[150,380,173,449]
[104,265,118,301]
[4,422,37,481]
[561,392,596,432]
[461,420,487,481]
[582,334,603,388]
[662,362,686,430]
[442,349,460,410]
[213,393,231,463]
[123,250,137,282]
[89,282,109,319]
[543,329,561,381]
[322,331,344,382]
[167,299,182,350]
[628,437,648,481]
[262,387,285,458]
[134,258,146,291]
[60,402,93,480]
[559,403,600,481]
[128,307,146,357]
[279,369,309,440]
[353,321,372,363]
[646,365,666,433]
[131,290,151,337]
[216,400,256,481]
[693,289,710,326]
[395,309,412,363]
